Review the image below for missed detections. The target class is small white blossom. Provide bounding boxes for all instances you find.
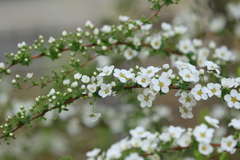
[224,89,240,109]
[74,73,82,80]
[98,65,114,77]
[177,133,192,147]
[228,118,240,130]
[26,73,33,79]
[0,62,5,69]
[71,81,78,88]
[178,39,195,54]
[119,15,129,22]
[198,143,214,155]
[150,35,162,49]
[179,91,196,107]
[221,135,237,153]
[62,30,67,36]
[179,106,194,119]
[174,25,187,34]
[191,84,209,101]
[113,69,134,83]
[100,25,112,33]
[98,83,112,98]
[63,79,70,85]
[136,74,151,87]
[86,148,101,158]
[85,112,101,122]
[161,22,172,31]
[151,76,171,93]
[141,66,161,78]
[124,48,138,60]
[137,88,156,108]
[47,88,55,97]
[193,39,203,47]
[206,83,221,97]
[204,116,219,128]
[214,46,232,61]
[82,75,90,83]
[87,83,97,93]
[125,153,144,160]
[130,126,149,138]
[168,125,186,139]
[193,124,214,143]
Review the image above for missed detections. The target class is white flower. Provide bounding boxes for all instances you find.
[137,88,155,108]
[177,133,192,147]
[209,41,216,49]
[214,46,232,61]
[48,37,56,43]
[148,154,161,160]
[136,74,151,87]
[221,78,235,88]
[0,62,5,69]
[159,132,171,143]
[141,24,152,31]
[168,125,186,139]
[130,138,142,148]
[193,124,214,143]
[106,144,121,159]
[161,22,172,31]
[119,15,129,22]
[85,20,94,28]
[228,118,240,130]
[150,35,162,49]
[193,39,202,47]
[179,69,199,82]
[98,83,112,98]
[62,30,67,36]
[130,126,149,138]
[174,25,187,34]
[100,25,111,33]
[179,106,193,119]
[87,83,97,93]
[141,66,161,78]
[63,79,70,85]
[204,116,219,128]
[113,69,134,83]
[178,39,195,54]
[125,153,144,160]
[204,61,220,74]
[224,89,240,109]
[98,65,114,77]
[198,48,210,58]
[71,81,78,88]
[26,73,33,79]
[93,28,99,35]
[221,135,237,153]
[74,73,82,80]
[82,75,90,83]
[67,88,72,93]
[198,143,214,155]
[85,112,101,122]
[209,16,226,32]
[86,148,101,158]
[206,83,221,97]
[151,76,171,93]
[141,140,157,152]
[191,84,209,101]
[178,91,196,107]
[47,88,55,97]
[124,48,138,60]
[133,37,141,47]
[226,2,240,19]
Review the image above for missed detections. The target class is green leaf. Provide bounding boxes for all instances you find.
[220,152,228,160]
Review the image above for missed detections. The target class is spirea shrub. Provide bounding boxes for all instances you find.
[0,0,240,159]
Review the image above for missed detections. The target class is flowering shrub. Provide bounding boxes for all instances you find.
[0,0,240,159]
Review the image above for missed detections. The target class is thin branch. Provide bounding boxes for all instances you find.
[0,84,188,140]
